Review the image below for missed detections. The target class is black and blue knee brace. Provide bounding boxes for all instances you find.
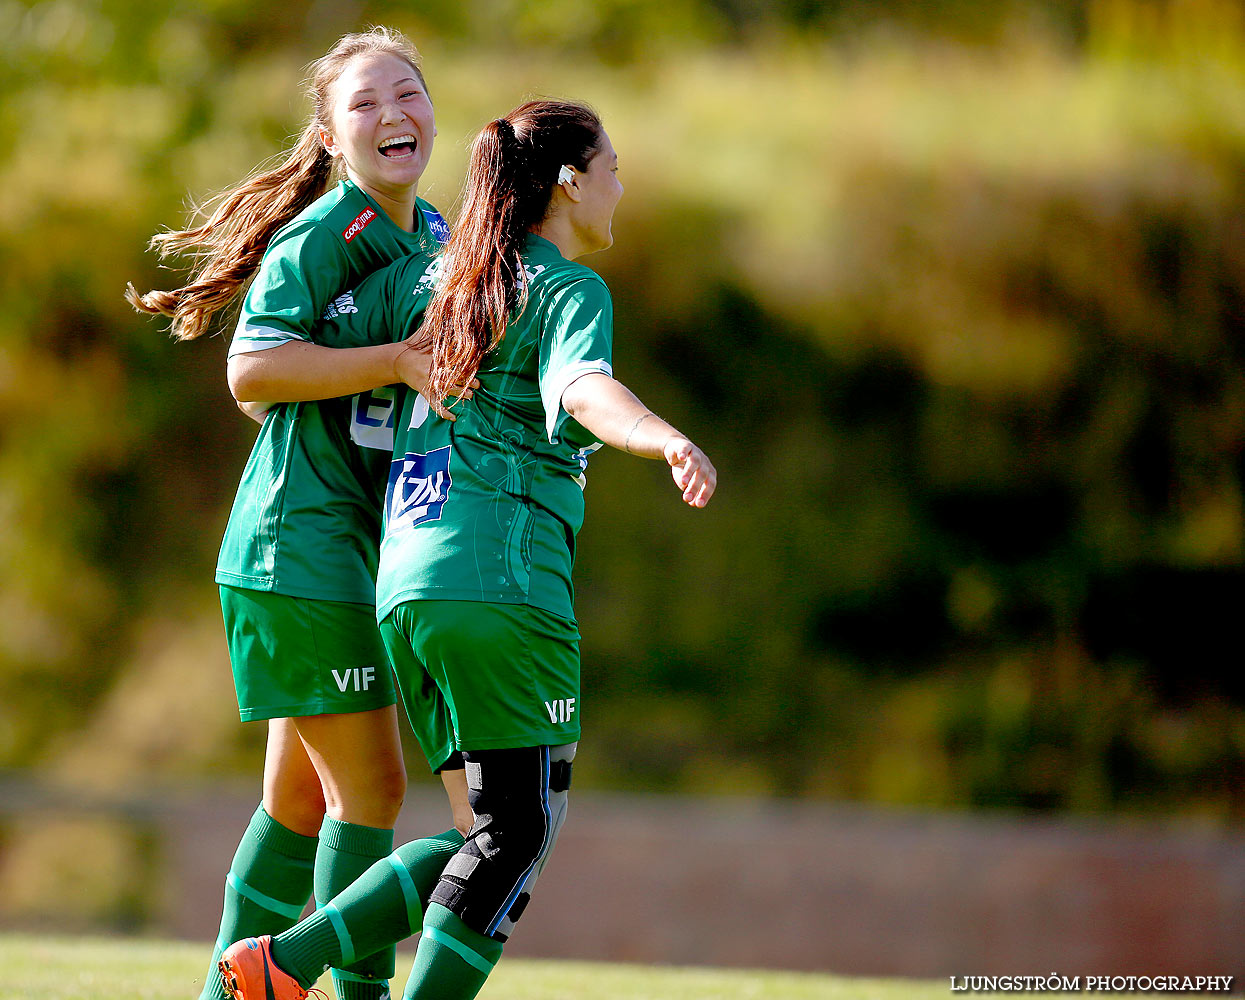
[430,742,575,941]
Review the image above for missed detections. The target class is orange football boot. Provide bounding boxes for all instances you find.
[219,935,322,1000]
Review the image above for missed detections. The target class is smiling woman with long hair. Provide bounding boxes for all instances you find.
[126,27,471,1000]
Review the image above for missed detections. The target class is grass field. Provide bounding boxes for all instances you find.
[0,933,949,1000]
[5,934,1231,999]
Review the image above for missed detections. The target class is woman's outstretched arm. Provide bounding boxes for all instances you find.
[561,372,716,508]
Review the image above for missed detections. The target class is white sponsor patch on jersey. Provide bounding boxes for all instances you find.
[408,394,430,430]
[350,387,397,451]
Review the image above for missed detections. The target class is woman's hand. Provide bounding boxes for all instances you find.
[393,337,478,422]
[663,436,717,508]
[561,373,718,507]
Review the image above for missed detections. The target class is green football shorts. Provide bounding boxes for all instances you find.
[381,600,582,770]
[220,585,397,722]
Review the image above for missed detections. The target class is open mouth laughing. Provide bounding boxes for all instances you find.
[379,134,417,158]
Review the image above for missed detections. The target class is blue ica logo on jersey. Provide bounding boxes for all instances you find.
[387,446,452,530]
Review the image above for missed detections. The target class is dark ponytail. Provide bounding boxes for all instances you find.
[422,100,603,405]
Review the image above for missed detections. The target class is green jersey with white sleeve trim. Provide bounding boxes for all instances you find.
[314,233,614,620]
[215,179,448,603]
[383,234,613,620]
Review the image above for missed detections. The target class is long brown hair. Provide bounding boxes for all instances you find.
[126,26,427,341]
[422,99,603,405]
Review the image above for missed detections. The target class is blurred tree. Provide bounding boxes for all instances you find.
[0,0,1241,822]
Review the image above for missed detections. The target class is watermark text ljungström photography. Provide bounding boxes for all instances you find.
[949,974,1237,993]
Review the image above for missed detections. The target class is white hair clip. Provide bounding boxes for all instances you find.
[558,165,575,186]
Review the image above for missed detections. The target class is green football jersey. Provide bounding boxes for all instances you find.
[315,234,614,621]
[215,179,448,603]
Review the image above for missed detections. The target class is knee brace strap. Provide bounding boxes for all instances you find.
[431,743,576,941]
[550,758,573,793]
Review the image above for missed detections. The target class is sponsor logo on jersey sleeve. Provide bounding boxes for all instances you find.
[414,255,446,296]
[387,446,452,529]
[343,207,377,242]
[323,290,358,320]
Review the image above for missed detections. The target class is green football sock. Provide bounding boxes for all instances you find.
[313,817,395,999]
[198,804,317,1000]
[271,829,465,989]
[402,903,503,1000]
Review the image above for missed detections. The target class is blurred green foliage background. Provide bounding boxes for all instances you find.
[1,0,1243,824]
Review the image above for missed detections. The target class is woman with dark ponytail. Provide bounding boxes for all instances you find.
[128,27,473,1000]
[218,98,716,1000]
